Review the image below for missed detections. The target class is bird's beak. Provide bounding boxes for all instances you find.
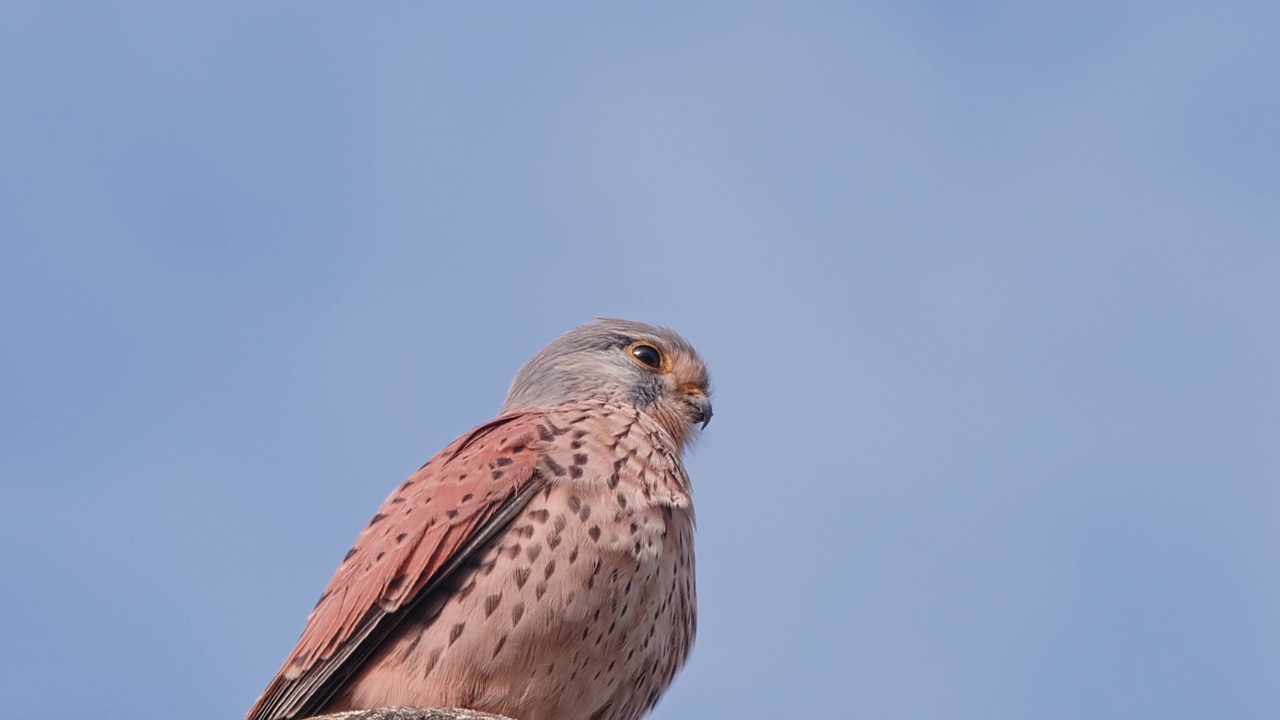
[684,389,713,430]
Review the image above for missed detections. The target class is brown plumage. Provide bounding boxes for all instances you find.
[248,319,711,720]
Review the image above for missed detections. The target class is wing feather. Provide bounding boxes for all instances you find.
[246,410,547,720]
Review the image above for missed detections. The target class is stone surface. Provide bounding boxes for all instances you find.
[304,709,513,720]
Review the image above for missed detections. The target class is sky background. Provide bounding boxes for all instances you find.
[2,2,1278,719]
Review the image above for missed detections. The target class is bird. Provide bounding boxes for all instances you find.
[247,318,712,720]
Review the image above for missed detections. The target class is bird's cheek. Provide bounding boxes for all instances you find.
[645,402,691,449]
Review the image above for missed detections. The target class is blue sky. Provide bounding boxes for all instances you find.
[2,2,1278,719]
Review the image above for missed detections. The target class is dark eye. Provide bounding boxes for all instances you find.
[630,344,663,370]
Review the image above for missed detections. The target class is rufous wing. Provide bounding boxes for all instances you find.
[247,410,548,720]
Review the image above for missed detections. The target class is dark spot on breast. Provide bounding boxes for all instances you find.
[547,533,562,549]
[449,623,466,645]
[396,532,408,543]
[492,634,508,658]
[447,509,459,519]
[526,544,541,561]
[536,581,547,600]
[607,473,620,489]
[515,567,531,588]
[495,457,513,467]
[391,496,405,504]
[485,593,502,617]
[458,578,477,599]
[342,547,358,563]
[424,647,441,675]
[506,545,521,559]
[544,560,557,579]
[569,547,579,564]
[461,493,473,502]
[491,470,504,480]
[573,453,588,465]
[569,466,583,479]
[387,574,409,592]
[579,505,592,521]
[399,632,423,660]
[401,479,416,489]
[511,603,525,625]
[616,494,628,508]
[375,551,385,561]
[568,495,582,513]
[589,526,601,542]
[528,509,550,523]
[369,513,387,525]
[543,458,565,477]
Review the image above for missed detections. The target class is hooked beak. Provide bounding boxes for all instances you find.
[684,389,713,430]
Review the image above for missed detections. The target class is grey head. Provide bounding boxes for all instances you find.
[502,318,712,446]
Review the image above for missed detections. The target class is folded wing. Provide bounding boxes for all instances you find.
[247,411,547,720]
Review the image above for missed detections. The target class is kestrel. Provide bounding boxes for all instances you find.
[248,318,712,720]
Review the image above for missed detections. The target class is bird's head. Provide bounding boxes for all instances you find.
[502,318,712,451]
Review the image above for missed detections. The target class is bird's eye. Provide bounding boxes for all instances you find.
[630,343,663,370]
